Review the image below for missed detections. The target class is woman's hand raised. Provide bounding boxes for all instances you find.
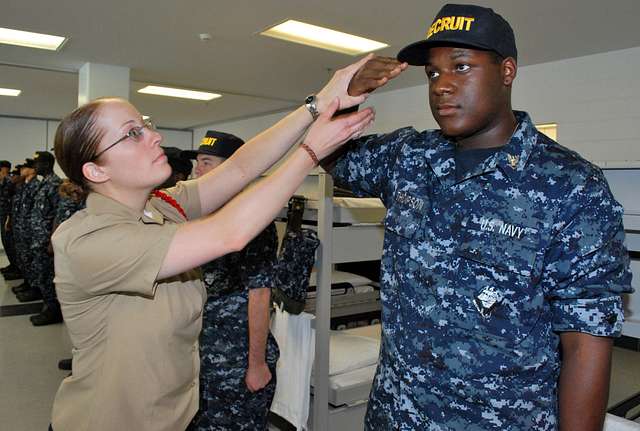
[303,97,375,161]
[315,54,375,114]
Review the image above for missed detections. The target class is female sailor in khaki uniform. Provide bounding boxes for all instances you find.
[48,56,394,431]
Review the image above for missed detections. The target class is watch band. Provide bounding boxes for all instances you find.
[304,94,320,120]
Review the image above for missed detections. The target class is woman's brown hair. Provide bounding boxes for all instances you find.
[53,98,114,193]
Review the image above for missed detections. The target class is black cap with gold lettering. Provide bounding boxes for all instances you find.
[397,3,517,66]
[183,131,245,160]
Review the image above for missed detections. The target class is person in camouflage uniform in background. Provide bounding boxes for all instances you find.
[54,178,87,370]
[54,179,86,229]
[323,4,633,430]
[28,151,63,326]
[0,161,18,275]
[14,159,42,302]
[5,164,27,284]
[188,131,279,431]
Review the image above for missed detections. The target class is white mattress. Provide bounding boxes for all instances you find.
[327,331,380,376]
[311,327,381,406]
[329,364,377,390]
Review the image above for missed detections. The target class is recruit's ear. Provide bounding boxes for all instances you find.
[502,57,517,87]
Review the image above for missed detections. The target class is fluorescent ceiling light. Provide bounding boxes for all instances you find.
[0,88,21,97]
[261,20,388,55]
[0,27,66,51]
[138,85,221,101]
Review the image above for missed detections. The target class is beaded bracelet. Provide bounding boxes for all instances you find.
[300,143,319,166]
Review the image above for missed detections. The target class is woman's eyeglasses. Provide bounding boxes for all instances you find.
[92,118,156,161]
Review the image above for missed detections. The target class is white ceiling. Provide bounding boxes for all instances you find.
[2,0,640,129]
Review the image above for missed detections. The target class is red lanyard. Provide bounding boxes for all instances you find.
[151,190,187,220]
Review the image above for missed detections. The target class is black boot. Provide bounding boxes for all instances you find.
[4,270,24,281]
[11,282,30,294]
[1,264,14,273]
[30,304,63,326]
[16,288,42,302]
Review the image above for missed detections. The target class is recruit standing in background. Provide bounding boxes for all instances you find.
[188,132,279,431]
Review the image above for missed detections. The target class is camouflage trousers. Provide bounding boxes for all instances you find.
[29,242,56,305]
[191,360,278,431]
[13,224,30,275]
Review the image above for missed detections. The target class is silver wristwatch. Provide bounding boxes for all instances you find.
[304,94,320,120]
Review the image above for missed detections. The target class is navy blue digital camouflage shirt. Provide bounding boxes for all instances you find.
[331,111,632,430]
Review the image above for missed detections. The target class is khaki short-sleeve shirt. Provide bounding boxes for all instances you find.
[51,180,206,431]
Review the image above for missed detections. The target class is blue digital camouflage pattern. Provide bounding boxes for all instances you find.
[192,222,280,431]
[0,176,16,267]
[271,228,319,313]
[27,173,61,305]
[55,179,86,227]
[13,178,41,274]
[0,176,13,216]
[54,193,86,227]
[331,111,632,430]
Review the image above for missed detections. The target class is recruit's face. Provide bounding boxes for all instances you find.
[93,100,171,190]
[425,46,507,138]
[194,154,224,178]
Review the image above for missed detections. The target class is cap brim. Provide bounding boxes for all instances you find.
[397,38,495,66]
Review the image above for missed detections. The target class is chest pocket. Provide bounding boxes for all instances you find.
[383,189,431,241]
[453,223,545,349]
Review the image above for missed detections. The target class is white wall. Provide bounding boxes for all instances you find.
[0,117,54,166]
[0,116,193,177]
[196,46,640,167]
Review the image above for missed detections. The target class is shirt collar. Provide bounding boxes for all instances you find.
[423,111,538,186]
[86,192,165,225]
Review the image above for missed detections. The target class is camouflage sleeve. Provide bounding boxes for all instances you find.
[543,174,633,337]
[239,222,278,290]
[331,127,416,204]
[55,196,82,226]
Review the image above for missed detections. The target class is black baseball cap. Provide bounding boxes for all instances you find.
[397,3,517,66]
[23,158,35,169]
[161,147,193,176]
[0,160,11,169]
[184,131,245,160]
[34,151,55,164]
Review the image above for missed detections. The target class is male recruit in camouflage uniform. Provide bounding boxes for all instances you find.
[0,168,16,268]
[189,131,280,431]
[332,114,631,430]
[14,167,40,281]
[28,161,61,317]
[329,4,632,430]
[194,224,280,431]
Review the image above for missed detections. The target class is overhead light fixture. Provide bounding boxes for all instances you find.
[0,27,67,51]
[0,88,21,97]
[260,19,388,55]
[138,85,221,101]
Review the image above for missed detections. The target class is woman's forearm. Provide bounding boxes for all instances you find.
[159,147,314,279]
[196,105,314,215]
[159,100,374,279]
